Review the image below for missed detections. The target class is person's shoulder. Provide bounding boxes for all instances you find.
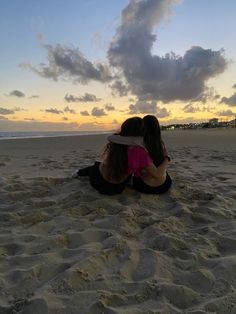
[108,134,144,147]
[128,146,148,154]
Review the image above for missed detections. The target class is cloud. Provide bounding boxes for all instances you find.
[91,107,107,117]
[21,44,112,84]
[45,108,63,114]
[78,93,101,102]
[64,106,76,114]
[109,79,130,97]
[62,117,68,121]
[80,110,90,116]
[128,100,170,117]
[217,109,235,116]
[190,88,220,104]
[183,103,215,113]
[0,115,8,120]
[201,105,215,112]
[64,93,101,103]
[0,107,15,115]
[64,94,80,103]
[105,103,115,111]
[221,92,236,106]
[0,107,26,115]
[14,107,28,112]
[183,104,200,113]
[156,107,171,118]
[232,84,236,89]
[129,100,157,114]
[108,0,227,103]
[8,90,25,97]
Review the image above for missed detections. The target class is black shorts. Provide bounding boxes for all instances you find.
[85,162,128,195]
[133,172,172,194]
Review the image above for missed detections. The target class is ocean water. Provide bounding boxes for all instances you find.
[0,131,110,140]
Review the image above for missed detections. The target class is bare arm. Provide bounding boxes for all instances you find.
[161,140,171,162]
[107,134,144,147]
[143,157,169,179]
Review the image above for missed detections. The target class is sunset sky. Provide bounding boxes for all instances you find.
[1,0,236,131]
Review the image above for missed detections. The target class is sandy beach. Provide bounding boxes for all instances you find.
[0,128,235,314]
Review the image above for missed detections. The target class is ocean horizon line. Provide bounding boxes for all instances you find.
[0,130,112,141]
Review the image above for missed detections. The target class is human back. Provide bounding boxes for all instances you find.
[100,117,144,184]
[143,115,165,167]
[132,115,171,192]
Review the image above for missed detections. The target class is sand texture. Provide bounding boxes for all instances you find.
[0,129,235,314]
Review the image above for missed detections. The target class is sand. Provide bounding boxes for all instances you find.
[0,128,235,314]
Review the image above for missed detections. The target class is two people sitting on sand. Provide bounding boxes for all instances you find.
[73,115,172,195]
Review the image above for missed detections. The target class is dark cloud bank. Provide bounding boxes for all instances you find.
[221,92,236,107]
[22,0,228,110]
[108,0,227,102]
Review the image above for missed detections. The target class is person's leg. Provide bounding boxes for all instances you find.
[72,163,97,178]
[154,173,172,194]
[77,165,93,176]
[89,162,126,195]
[133,173,172,194]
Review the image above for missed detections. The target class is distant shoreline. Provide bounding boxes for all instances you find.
[0,126,235,141]
[0,131,111,141]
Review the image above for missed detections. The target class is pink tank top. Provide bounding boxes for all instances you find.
[127,146,153,176]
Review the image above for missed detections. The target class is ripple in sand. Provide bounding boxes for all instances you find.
[64,229,111,249]
[216,236,236,255]
[175,268,216,293]
[160,283,201,309]
[2,242,25,256]
[19,298,48,314]
[204,293,236,314]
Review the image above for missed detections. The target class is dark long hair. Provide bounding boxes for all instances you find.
[103,117,143,182]
[143,115,164,167]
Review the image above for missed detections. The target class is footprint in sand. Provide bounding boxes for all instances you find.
[0,155,11,167]
[64,229,111,249]
[216,176,230,181]
[132,249,156,281]
[117,191,140,205]
[0,155,11,162]
[216,236,236,255]
[2,242,25,256]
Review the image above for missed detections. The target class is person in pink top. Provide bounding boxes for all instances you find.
[132,115,172,194]
[74,116,171,195]
[108,115,172,194]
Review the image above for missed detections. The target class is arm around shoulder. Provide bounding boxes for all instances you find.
[144,157,169,179]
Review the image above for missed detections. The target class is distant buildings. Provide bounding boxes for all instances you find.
[163,117,236,130]
[209,118,219,126]
[229,118,236,127]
